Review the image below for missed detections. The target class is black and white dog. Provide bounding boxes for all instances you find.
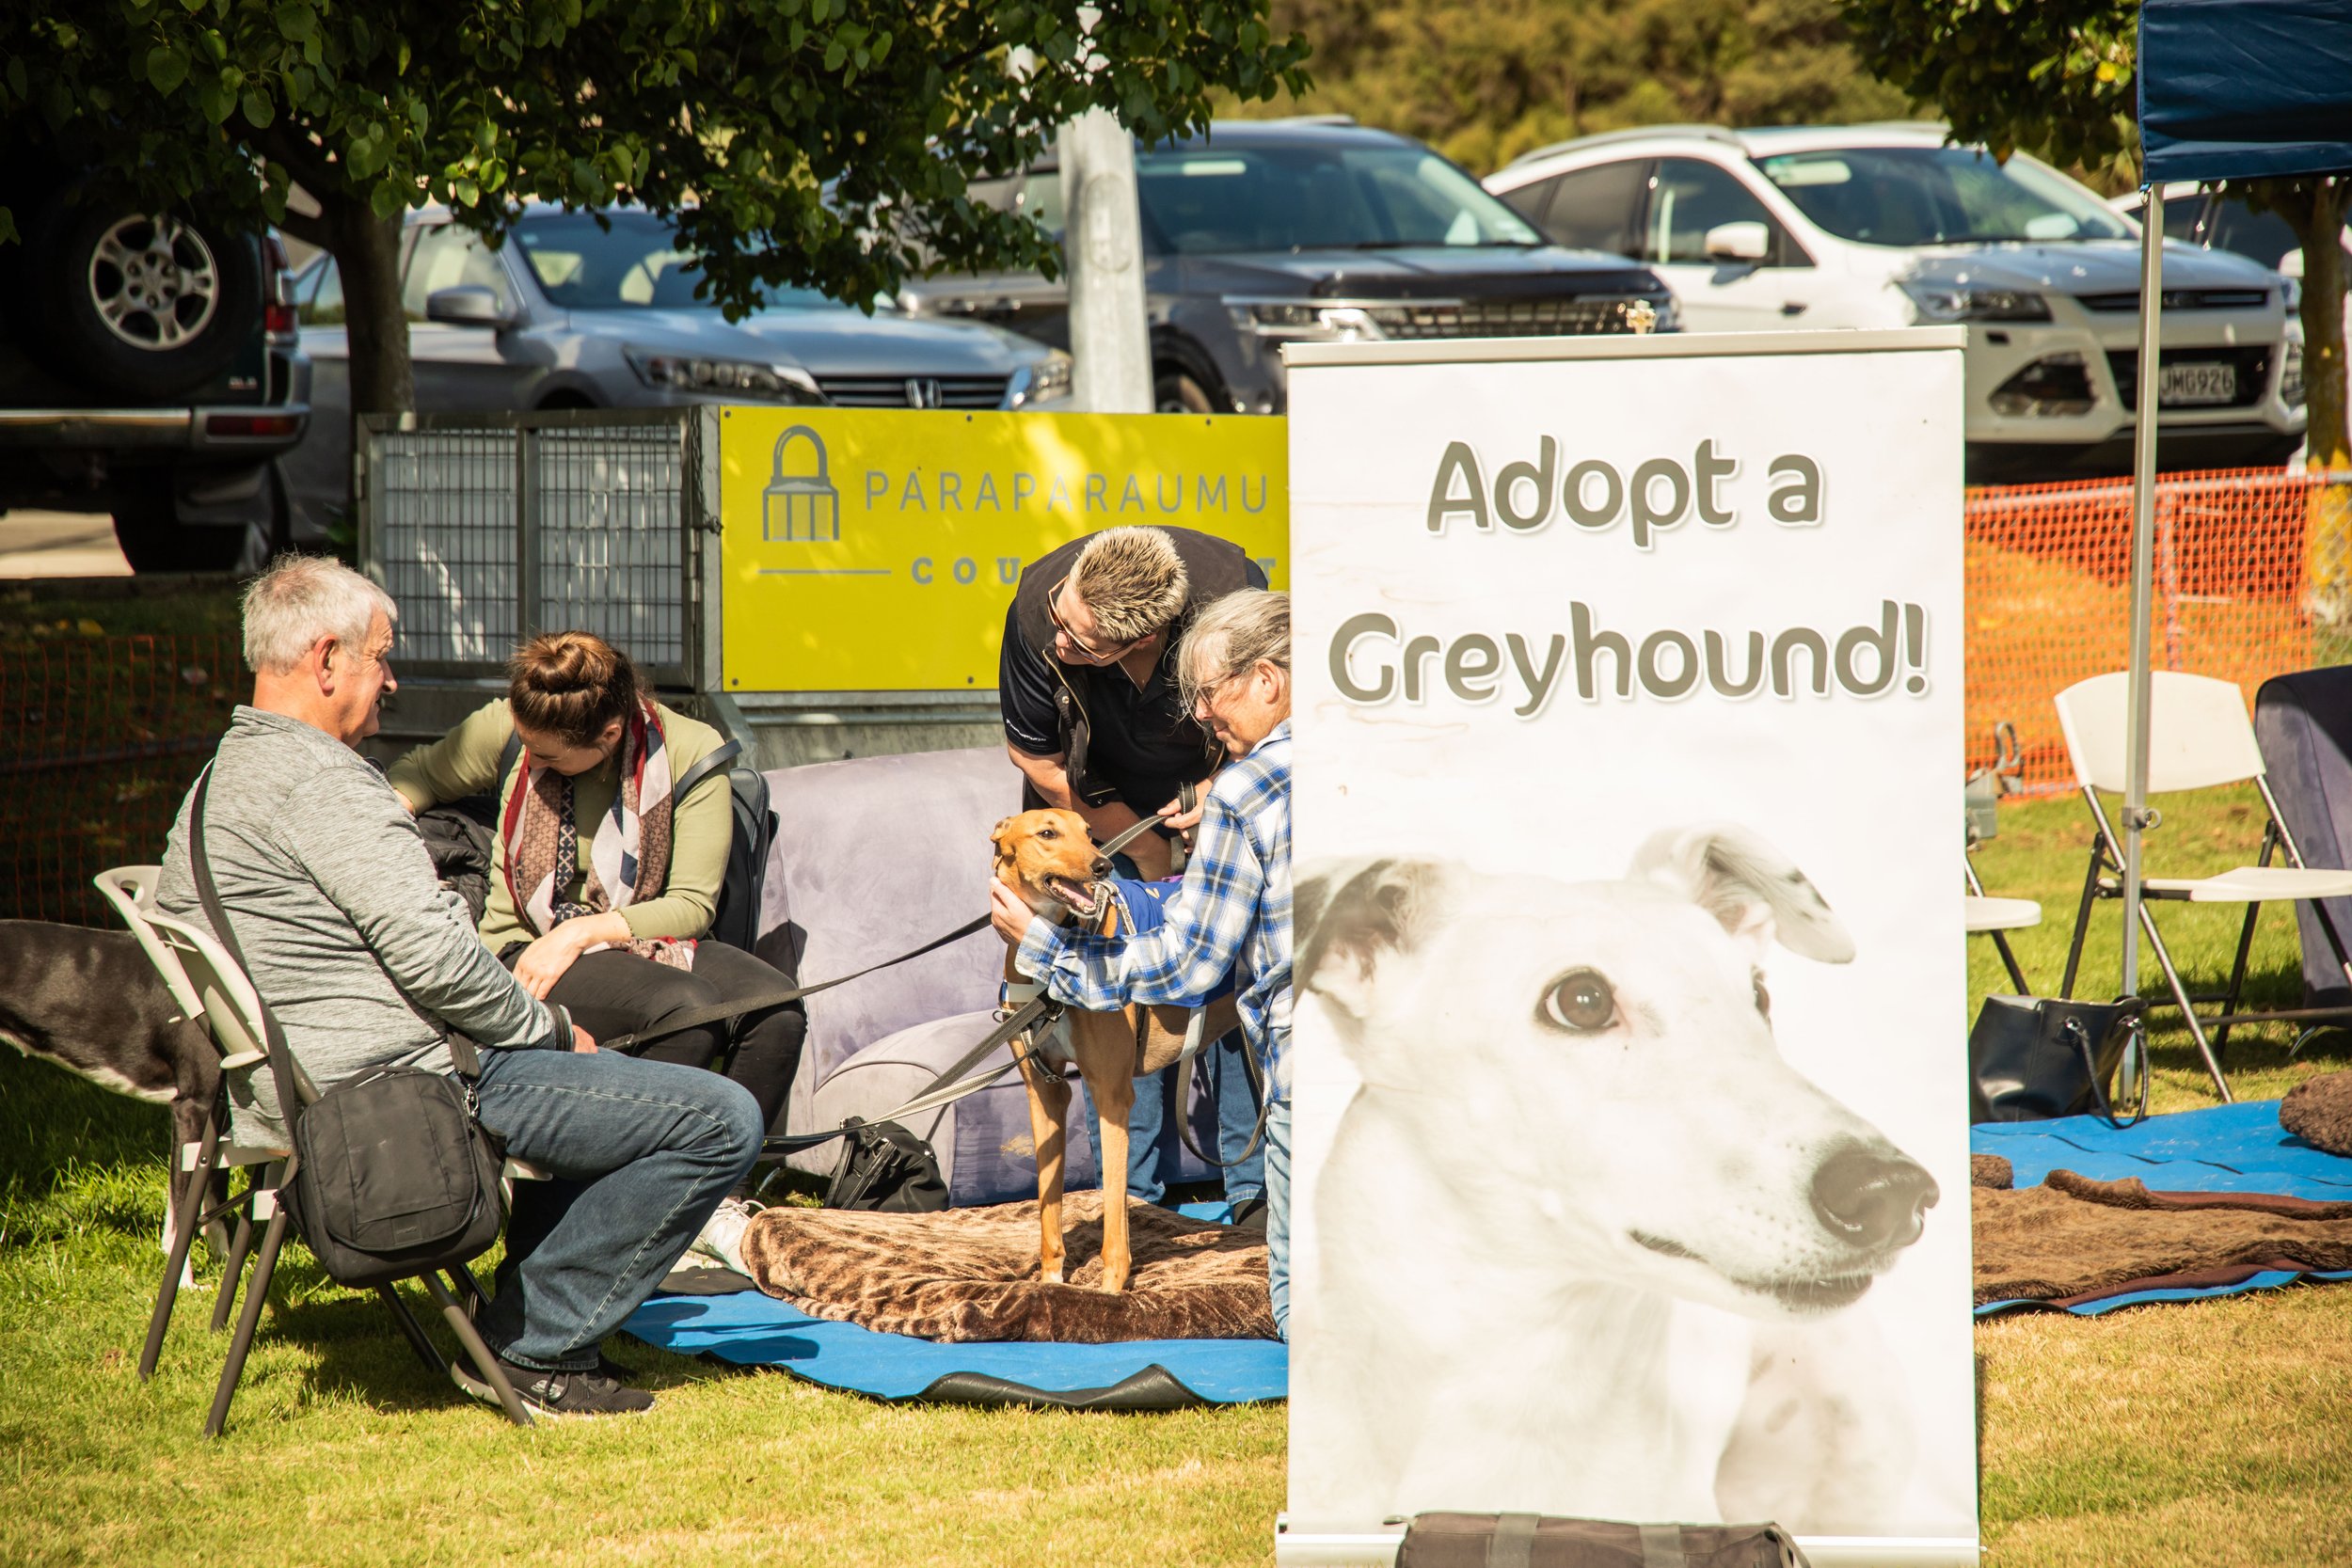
[1,920,222,1259]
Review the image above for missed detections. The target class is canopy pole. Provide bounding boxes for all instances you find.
[2122,186,2166,1014]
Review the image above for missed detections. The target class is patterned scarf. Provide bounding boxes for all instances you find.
[501,701,695,971]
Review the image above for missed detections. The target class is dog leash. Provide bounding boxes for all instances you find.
[598,801,1193,1054]
[596,914,991,1053]
[758,994,1066,1156]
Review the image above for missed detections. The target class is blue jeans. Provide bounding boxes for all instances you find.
[1085,1029,1266,1205]
[1264,1097,1291,1340]
[470,1047,762,1371]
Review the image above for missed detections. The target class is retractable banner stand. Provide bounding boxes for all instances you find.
[1280,331,1978,1568]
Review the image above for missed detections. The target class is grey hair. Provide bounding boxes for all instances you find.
[1180,589,1290,712]
[241,554,397,675]
[1071,527,1189,642]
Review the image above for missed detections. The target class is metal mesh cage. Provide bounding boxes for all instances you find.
[371,427,521,667]
[361,412,695,682]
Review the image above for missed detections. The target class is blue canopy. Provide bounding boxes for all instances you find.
[2139,0,2352,182]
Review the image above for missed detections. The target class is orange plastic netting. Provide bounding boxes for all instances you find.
[1965,467,2336,795]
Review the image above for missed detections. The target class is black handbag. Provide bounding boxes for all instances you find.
[1397,1513,1811,1568]
[192,768,511,1290]
[1968,993,2148,1128]
[823,1117,948,1212]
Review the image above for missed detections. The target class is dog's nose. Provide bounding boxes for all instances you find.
[1089,855,1112,878]
[1810,1144,1940,1252]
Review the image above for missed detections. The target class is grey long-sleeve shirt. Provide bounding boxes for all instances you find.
[158,706,567,1146]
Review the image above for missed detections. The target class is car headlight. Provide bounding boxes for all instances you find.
[1228,300,1390,342]
[1008,350,1073,408]
[1898,281,2053,323]
[624,349,822,402]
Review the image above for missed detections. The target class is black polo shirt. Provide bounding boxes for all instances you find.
[998,531,1267,817]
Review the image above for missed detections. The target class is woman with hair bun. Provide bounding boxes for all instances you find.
[389,631,804,1210]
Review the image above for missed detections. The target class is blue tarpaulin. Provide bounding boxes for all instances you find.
[2140,0,2352,183]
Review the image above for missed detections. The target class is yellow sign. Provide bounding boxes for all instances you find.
[720,408,1288,691]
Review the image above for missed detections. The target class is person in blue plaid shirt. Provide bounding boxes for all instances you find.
[990,588,1295,1337]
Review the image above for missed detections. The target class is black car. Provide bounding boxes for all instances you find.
[898,119,1678,415]
[1,165,309,573]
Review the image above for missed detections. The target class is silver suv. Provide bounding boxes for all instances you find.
[284,205,1073,534]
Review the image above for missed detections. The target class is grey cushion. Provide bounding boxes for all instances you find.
[789,1008,1106,1205]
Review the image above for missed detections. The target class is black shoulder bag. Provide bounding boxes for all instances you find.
[1967,993,2149,1128]
[191,768,509,1290]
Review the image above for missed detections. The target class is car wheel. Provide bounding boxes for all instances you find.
[111,481,262,574]
[1155,370,1217,415]
[22,192,262,399]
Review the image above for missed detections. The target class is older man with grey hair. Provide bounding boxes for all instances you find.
[158,555,760,1419]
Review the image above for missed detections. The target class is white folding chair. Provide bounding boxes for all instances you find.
[136,904,539,1434]
[2053,671,2352,1100]
[1963,854,2041,995]
[91,869,224,1297]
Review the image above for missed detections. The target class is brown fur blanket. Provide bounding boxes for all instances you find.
[1973,1168,2352,1307]
[739,1192,1278,1343]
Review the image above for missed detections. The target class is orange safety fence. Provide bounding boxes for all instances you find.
[1965,467,2335,796]
[0,630,247,926]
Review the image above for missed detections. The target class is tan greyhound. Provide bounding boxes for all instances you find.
[991,807,1240,1292]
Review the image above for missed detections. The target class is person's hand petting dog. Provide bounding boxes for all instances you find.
[988,878,1040,946]
[513,911,633,1000]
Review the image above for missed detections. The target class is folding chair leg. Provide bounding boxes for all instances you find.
[2137,900,2235,1102]
[1990,930,2031,995]
[2215,902,2264,1059]
[421,1271,532,1427]
[377,1284,448,1376]
[450,1261,490,1320]
[209,1200,257,1333]
[140,1116,222,1381]
[2058,843,2106,999]
[204,1202,290,1438]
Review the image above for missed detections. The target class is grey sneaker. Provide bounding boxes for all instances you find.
[687,1196,765,1275]
[456,1355,654,1419]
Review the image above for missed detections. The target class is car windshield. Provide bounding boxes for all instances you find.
[1753,146,2131,247]
[514,211,842,309]
[1134,143,1542,254]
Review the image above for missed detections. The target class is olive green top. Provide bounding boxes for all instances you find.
[387,698,731,955]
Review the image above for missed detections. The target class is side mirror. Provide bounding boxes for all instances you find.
[1704,221,1771,263]
[425,285,514,329]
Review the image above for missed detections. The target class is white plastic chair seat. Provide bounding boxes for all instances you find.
[2176,865,2352,903]
[1965,895,2042,933]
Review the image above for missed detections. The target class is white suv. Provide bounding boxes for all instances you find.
[1486,124,2307,479]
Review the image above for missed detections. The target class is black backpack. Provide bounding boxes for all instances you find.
[496,731,773,954]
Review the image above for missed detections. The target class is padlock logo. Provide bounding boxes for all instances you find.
[763,425,840,542]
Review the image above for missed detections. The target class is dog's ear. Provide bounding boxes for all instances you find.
[1629,823,1854,964]
[990,816,1019,853]
[1295,858,1450,1022]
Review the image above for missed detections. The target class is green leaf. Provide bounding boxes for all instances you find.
[371,182,406,220]
[274,2,316,42]
[6,56,27,101]
[453,176,480,207]
[241,87,274,127]
[0,207,22,247]
[146,45,190,95]
[823,39,847,71]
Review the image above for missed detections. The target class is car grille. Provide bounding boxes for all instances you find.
[816,374,1010,409]
[2077,288,2274,312]
[2105,346,2273,411]
[1359,297,1661,338]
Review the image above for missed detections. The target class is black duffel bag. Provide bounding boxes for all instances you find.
[824,1117,947,1212]
[1967,993,2148,1128]
[1397,1513,1811,1568]
[193,769,511,1289]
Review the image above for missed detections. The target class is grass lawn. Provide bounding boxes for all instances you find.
[6,785,2352,1564]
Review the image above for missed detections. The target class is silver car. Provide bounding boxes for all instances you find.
[284,204,1073,535]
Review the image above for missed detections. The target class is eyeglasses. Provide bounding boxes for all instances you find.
[1045,577,1146,664]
